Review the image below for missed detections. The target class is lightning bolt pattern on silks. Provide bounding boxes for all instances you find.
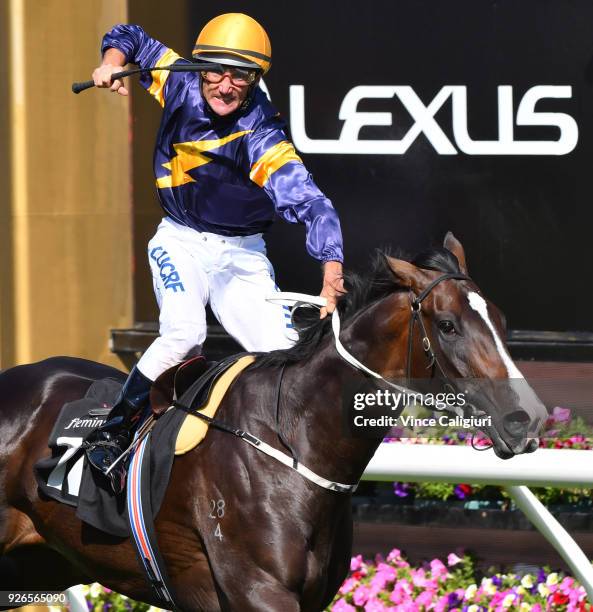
[156,130,253,189]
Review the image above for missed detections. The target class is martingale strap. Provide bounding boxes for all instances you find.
[172,404,358,494]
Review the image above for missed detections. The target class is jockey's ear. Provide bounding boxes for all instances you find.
[443,231,468,275]
[385,256,432,294]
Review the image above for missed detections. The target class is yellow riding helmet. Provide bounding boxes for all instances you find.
[193,13,272,74]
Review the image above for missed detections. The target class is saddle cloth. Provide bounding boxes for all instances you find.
[34,353,254,536]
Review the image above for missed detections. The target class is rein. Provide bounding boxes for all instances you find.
[175,276,483,496]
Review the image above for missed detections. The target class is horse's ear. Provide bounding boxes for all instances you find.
[443,231,468,275]
[385,255,430,291]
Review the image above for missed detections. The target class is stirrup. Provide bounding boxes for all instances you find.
[83,439,122,452]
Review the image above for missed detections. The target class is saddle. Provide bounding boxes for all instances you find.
[149,353,255,454]
[151,353,248,416]
[34,352,256,531]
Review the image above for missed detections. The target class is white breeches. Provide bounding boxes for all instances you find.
[137,217,297,381]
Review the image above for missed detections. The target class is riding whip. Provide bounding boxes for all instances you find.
[71,61,224,94]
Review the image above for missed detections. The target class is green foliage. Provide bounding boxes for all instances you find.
[415,481,455,501]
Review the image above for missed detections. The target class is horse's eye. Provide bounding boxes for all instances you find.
[438,320,457,335]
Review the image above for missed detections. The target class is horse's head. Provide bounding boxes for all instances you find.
[385,232,547,459]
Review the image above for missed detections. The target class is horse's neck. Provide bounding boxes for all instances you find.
[283,295,409,486]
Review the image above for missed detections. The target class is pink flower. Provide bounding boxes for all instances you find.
[434,594,450,612]
[338,577,358,595]
[350,554,364,572]
[430,558,448,580]
[386,548,402,563]
[415,589,437,608]
[375,563,397,582]
[369,572,388,595]
[411,567,428,587]
[353,585,371,606]
[389,579,412,604]
[364,597,389,612]
[332,599,356,612]
[447,552,463,566]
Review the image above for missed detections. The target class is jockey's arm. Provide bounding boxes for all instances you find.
[320,260,345,319]
[247,118,345,316]
[94,25,185,106]
[92,48,128,95]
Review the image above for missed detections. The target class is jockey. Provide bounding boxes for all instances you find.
[84,13,345,493]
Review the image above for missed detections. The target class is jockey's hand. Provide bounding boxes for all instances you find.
[92,49,128,96]
[320,261,345,319]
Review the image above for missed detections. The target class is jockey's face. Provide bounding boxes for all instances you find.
[201,69,251,117]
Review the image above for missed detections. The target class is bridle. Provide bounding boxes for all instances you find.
[330,273,493,448]
[406,272,470,384]
[328,273,474,416]
[174,278,491,497]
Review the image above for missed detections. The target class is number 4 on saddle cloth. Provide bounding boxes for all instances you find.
[34,353,255,538]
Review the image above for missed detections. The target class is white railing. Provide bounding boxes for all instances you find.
[362,444,593,599]
[66,445,592,606]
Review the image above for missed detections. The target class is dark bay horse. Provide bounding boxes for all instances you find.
[0,234,547,611]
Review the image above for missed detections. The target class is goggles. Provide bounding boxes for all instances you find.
[201,65,259,86]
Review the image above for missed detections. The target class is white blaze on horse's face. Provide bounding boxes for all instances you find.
[466,291,547,440]
[467,292,522,378]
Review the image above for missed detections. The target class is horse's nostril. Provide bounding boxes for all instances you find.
[503,410,531,437]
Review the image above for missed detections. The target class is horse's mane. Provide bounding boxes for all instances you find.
[253,245,461,368]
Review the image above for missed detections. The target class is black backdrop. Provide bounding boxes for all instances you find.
[181,1,593,333]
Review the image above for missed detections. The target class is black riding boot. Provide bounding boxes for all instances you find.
[85,366,152,494]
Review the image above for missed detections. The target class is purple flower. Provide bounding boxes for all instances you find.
[536,568,547,584]
[492,575,503,587]
[448,591,462,607]
[454,484,472,499]
[393,482,411,497]
[550,406,571,424]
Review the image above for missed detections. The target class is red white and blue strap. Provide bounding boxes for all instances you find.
[127,432,178,609]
